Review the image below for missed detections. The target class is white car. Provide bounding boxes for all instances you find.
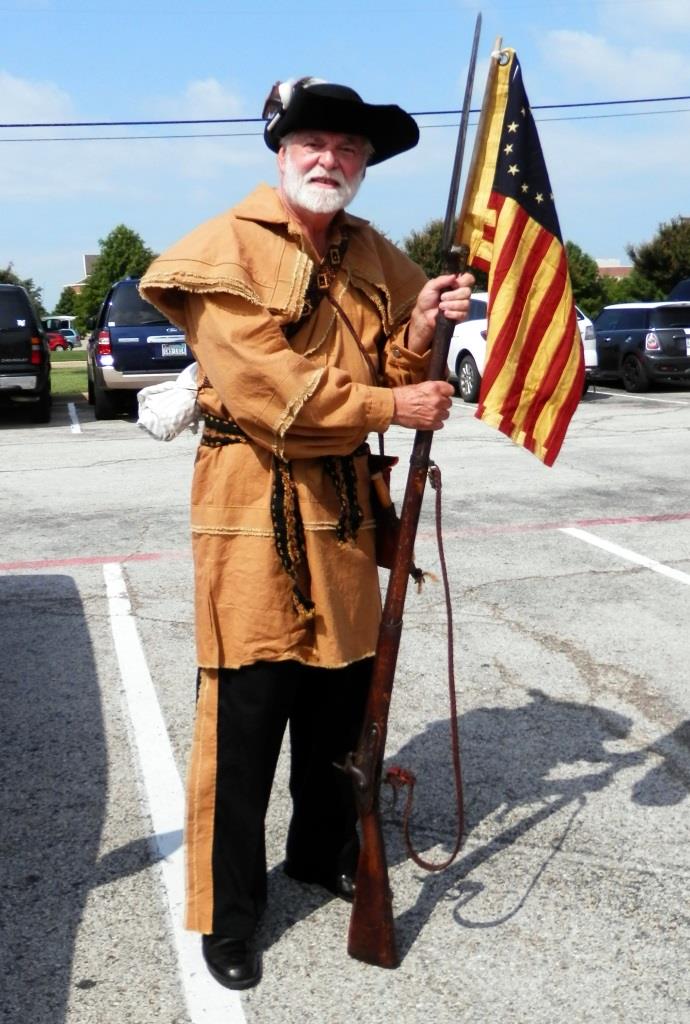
[577,307,598,392]
[446,291,488,403]
[447,292,597,402]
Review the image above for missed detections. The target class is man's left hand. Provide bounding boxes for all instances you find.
[407,271,476,354]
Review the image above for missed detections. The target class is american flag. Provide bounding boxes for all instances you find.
[458,49,584,467]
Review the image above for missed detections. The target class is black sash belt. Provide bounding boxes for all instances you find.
[199,412,248,447]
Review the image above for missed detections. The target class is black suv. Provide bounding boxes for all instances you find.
[592,302,690,392]
[0,284,51,423]
[668,279,690,301]
[86,277,192,419]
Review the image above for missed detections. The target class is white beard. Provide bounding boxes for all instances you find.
[281,151,364,214]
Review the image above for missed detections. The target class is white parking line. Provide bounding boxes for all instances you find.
[591,388,690,407]
[67,401,82,433]
[103,562,246,1023]
[560,527,690,586]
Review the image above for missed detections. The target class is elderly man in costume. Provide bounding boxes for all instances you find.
[140,77,474,990]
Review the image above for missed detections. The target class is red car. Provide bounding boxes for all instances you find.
[46,330,71,351]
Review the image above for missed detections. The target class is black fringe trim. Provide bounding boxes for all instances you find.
[323,453,364,546]
[271,455,316,621]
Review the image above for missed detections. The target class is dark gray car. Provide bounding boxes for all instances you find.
[667,279,690,301]
[592,302,690,392]
[0,284,51,422]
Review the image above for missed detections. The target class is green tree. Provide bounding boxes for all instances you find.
[564,241,662,307]
[601,269,664,305]
[400,218,488,289]
[564,241,609,317]
[627,215,690,296]
[77,224,156,329]
[401,218,446,278]
[0,262,47,317]
[53,285,80,317]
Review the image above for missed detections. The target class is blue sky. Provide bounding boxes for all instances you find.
[2,0,689,310]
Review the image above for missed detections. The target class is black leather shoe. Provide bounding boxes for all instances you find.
[283,862,356,903]
[202,934,262,990]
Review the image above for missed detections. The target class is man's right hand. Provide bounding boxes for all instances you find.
[390,380,454,430]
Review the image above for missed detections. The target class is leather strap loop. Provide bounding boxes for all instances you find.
[385,461,464,871]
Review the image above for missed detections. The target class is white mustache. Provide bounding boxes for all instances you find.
[304,168,347,188]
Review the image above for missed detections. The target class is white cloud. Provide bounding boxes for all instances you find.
[0,69,73,121]
[144,78,245,120]
[523,10,690,259]
[172,136,268,181]
[0,71,267,201]
[651,0,690,29]
[542,112,690,188]
[537,109,690,258]
[540,29,690,97]
[598,0,690,36]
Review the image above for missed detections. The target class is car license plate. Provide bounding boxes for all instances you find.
[161,342,187,357]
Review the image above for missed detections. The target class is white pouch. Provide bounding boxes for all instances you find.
[137,362,200,441]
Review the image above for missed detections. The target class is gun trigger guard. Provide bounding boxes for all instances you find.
[337,752,368,792]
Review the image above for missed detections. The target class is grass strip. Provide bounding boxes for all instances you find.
[51,368,87,396]
[51,349,87,363]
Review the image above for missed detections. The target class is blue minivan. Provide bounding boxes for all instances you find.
[86,277,193,419]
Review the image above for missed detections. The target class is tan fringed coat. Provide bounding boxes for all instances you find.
[140,184,429,670]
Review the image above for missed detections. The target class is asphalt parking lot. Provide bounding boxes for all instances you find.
[1,384,689,1024]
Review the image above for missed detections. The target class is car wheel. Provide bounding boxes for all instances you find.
[87,371,95,405]
[30,387,52,424]
[94,379,119,420]
[457,354,481,403]
[621,355,650,393]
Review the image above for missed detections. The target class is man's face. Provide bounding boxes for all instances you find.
[278,130,369,216]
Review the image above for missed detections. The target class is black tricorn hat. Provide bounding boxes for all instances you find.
[262,77,419,166]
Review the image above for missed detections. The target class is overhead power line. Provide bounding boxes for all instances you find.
[1,93,689,129]
[414,94,690,116]
[0,94,688,143]
[3,105,690,144]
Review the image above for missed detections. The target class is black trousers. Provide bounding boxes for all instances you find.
[205,658,372,938]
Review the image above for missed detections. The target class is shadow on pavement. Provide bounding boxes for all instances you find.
[0,574,105,1023]
[260,688,688,961]
[385,688,689,959]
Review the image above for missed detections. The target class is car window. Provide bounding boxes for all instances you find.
[651,306,690,329]
[594,310,618,330]
[0,289,37,330]
[43,316,72,331]
[106,281,168,326]
[615,309,647,331]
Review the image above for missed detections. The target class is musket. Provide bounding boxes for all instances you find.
[343,13,483,969]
